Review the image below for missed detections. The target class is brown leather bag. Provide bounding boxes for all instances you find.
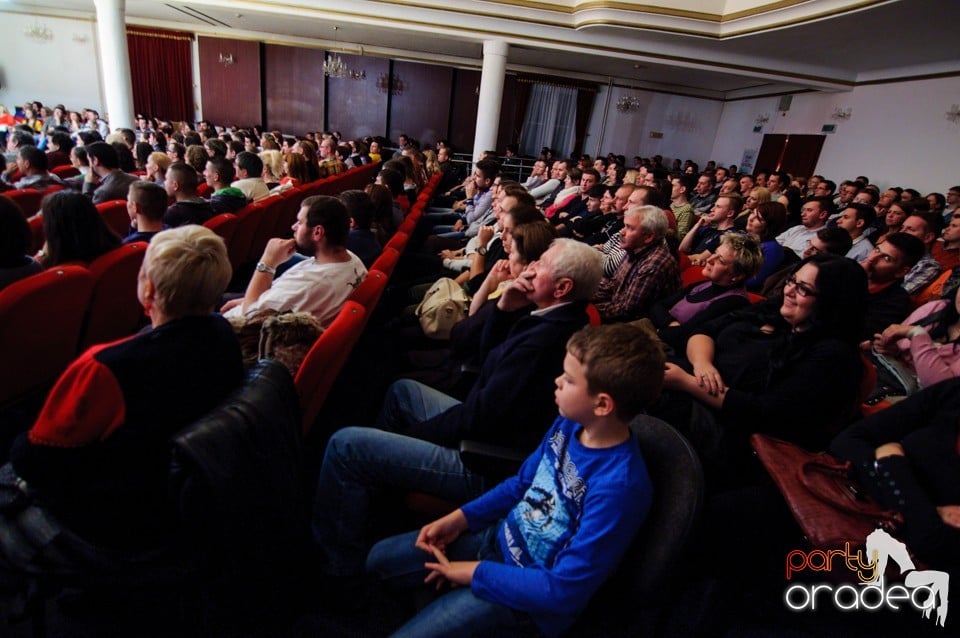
[750,433,903,548]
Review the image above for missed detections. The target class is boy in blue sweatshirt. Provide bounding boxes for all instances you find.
[366,323,664,637]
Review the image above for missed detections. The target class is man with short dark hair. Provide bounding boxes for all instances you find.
[814,179,836,199]
[5,128,36,164]
[680,194,741,263]
[689,173,717,215]
[835,203,876,261]
[942,186,960,223]
[1,145,62,190]
[861,233,924,340]
[933,212,960,271]
[221,195,366,326]
[833,180,860,212]
[124,181,167,243]
[671,173,697,240]
[233,151,270,202]
[766,171,789,197]
[899,213,943,295]
[204,156,247,213]
[45,131,74,169]
[163,162,214,227]
[776,196,833,256]
[81,109,109,138]
[82,141,139,204]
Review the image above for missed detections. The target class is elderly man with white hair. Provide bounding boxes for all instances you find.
[592,204,681,322]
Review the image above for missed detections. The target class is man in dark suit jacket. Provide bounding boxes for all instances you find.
[311,238,604,578]
[81,141,140,204]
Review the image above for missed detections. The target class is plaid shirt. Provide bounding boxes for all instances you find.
[903,253,943,295]
[592,239,680,322]
[319,157,345,178]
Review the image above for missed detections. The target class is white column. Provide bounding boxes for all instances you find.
[93,0,135,132]
[472,40,508,165]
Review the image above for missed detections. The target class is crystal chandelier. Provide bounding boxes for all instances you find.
[324,54,365,80]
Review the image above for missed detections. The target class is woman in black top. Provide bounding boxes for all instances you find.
[659,254,868,483]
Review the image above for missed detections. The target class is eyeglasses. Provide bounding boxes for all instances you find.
[784,274,818,297]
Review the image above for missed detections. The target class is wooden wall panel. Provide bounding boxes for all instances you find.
[198,36,262,127]
[388,60,453,148]
[264,44,325,135]
[449,69,480,155]
[325,54,389,141]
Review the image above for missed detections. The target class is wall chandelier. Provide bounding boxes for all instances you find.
[24,21,53,43]
[377,73,405,96]
[616,95,643,113]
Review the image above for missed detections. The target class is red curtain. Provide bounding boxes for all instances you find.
[126,27,194,121]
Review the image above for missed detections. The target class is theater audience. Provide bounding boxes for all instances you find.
[311,238,602,580]
[861,232,924,340]
[831,380,960,574]
[124,181,167,244]
[341,190,382,268]
[0,225,242,577]
[37,190,120,267]
[163,162,214,227]
[81,141,139,204]
[650,233,762,352]
[871,283,960,391]
[660,254,867,484]
[0,195,42,290]
[204,156,247,214]
[592,205,680,322]
[221,195,366,327]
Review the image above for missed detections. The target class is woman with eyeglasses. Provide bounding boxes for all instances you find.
[658,253,868,486]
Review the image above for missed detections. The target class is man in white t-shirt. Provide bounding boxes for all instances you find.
[221,195,366,327]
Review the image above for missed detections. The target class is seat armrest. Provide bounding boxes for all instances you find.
[458,440,526,480]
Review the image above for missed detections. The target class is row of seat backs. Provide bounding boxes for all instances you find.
[5,185,65,219]
[0,242,149,406]
[293,172,440,435]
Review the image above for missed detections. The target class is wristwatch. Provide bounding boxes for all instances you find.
[256,261,277,275]
[477,246,487,256]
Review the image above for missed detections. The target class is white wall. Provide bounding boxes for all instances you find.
[0,13,104,116]
[584,85,723,166]
[710,76,960,193]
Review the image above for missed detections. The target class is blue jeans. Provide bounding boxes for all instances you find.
[313,381,482,577]
[368,528,530,638]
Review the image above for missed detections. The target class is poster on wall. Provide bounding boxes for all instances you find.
[740,149,757,173]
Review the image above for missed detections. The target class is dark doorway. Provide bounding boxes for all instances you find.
[755,134,825,180]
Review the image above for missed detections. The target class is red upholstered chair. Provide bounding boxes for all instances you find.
[384,232,410,255]
[28,216,45,254]
[80,243,149,350]
[51,165,80,179]
[586,303,602,326]
[203,213,239,245]
[5,189,44,218]
[678,252,692,272]
[41,184,64,196]
[270,190,304,240]
[746,292,766,304]
[397,215,417,236]
[96,199,132,238]
[348,270,388,313]
[295,301,368,435]
[196,182,212,198]
[0,266,94,406]
[370,247,400,278]
[680,266,707,287]
[247,195,287,264]
[226,202,265,270]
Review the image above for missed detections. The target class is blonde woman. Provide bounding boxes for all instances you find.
[735,186,771,231]
[146,151,172,186]
[260,149,284,189]
[423,149,441,177]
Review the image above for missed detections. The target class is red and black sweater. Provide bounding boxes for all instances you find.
[11,314,243,549]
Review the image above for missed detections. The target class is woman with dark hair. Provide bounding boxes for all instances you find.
[38,191,121,267]
[134,141,153,172]
[0,195,43,291]
[365,183,400,244]
[744,200,787,290]
[927,192,946,217]
[649,233,763,352]
[660,253,868,483]
[871,283,960,391]
[296,139,321,183]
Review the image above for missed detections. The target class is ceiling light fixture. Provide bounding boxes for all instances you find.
[831,107,852,121]
[946,104,960,125]
[324,54,365,79]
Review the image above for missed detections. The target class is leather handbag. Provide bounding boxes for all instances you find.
[750,434,903,548]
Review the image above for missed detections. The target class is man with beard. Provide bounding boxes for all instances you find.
[220,195,366,327]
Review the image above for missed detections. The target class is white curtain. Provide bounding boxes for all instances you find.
[519,84,577,158]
